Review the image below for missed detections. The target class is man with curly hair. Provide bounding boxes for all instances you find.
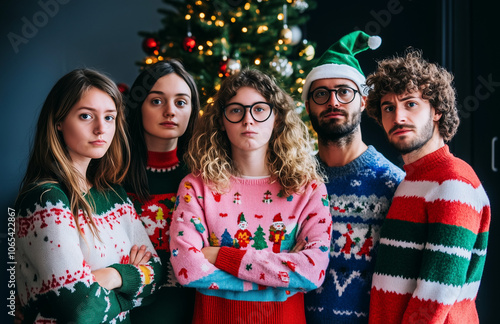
[365,50,491,323]
[302,31,405,324]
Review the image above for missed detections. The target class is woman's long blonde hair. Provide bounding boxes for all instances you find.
[185,68,322,196]
[18,69,130,238]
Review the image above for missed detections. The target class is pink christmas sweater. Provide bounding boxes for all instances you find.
[170,174,332,323]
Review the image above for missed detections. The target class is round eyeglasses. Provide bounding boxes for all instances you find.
[223,102,274,123]
[309,86,359,105]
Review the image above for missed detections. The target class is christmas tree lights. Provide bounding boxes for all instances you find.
[138,0,317,109]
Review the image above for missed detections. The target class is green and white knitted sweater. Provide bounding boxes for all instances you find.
[15,183,163,323]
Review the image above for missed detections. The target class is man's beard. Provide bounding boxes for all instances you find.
[310,107,362,144]
[388,112,435,154]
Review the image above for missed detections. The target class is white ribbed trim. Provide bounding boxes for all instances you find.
[302,64,366,101]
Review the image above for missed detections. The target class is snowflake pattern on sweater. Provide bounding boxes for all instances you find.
[369,145,490,324]
[170,174,332,323]
[304,146,405,324]
[15,183,162,323]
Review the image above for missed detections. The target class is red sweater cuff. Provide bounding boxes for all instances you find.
[214,247,247,277]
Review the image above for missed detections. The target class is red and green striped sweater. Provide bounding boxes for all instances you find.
[369,145,490,324]
[15,183,162,323]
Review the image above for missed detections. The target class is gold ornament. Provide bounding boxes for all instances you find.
[299,42,315,61]
[280,27,292,45]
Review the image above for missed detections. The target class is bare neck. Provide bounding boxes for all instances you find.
[232,148,269,177]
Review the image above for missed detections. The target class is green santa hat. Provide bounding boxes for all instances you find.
[302,31,382,101]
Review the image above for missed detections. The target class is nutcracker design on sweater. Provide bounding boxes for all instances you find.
[269,213,287,253]
[234,213,252,248]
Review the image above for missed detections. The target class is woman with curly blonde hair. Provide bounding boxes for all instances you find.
[170,69,332,323]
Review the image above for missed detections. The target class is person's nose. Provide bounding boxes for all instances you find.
[163,102,175,117]
[242,107,254,125]
[393,105,407,124]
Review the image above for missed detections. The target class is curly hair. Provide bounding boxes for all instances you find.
[365,50,459,142]
[185,68,323,195]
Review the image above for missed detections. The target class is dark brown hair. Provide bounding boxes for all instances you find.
[365,50,459,142]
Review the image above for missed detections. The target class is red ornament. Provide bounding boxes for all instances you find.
[219,59,228,77]
[142,37,159,55]
[117,83,129,94]
[182,35,196,52]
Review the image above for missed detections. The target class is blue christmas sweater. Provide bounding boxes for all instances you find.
[304,145,404,323]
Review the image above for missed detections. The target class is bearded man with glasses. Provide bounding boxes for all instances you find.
[302,31,405,324]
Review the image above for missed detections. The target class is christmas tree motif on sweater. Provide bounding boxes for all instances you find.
[234,213,252,248]
[356,225,373,258]
[233,192,242,204]
[220,229,233,247]
[209,232,220,247]
[268,213,286,253]
[262,190,273,204]
[190,216,205,233]
[252,225,268,250]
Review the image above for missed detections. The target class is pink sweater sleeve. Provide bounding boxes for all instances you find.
[169,175,218,286]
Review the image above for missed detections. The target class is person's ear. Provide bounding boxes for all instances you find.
[433,109,442,121]
[360,95,367,112]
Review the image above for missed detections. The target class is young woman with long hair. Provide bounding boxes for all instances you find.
[15,69,162,323]
[123,60,200,322]
[170,69,332,323]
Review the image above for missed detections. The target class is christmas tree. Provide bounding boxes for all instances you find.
[138,0,317,123]
[220,228,234,247]
[209,231,220,246]
[252,225,268,250]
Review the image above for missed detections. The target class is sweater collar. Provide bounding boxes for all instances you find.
[318,145,377,179]
[403,144,450,177]
[147,149,180,172]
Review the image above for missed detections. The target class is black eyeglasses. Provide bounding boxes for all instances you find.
[309,86,359,105]
[223,102,274,123]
